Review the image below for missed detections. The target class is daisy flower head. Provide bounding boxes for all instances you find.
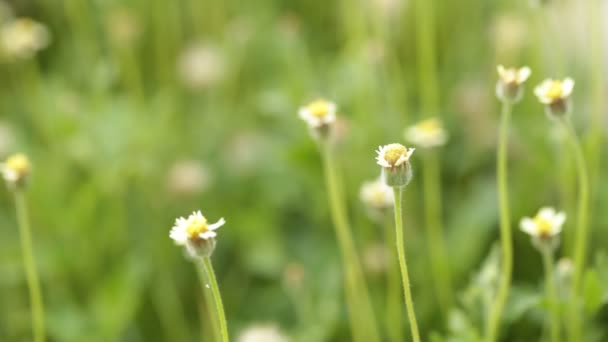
[360,177,393,220]
[495,65,531,103]
[534,78,574,118]
[376,143,414,188]
[170,210,225,259]
[0,18,50,60]
[404,117,448,148]
[520,207,566,250]
[298,99,336,141]
[1,153,30,189]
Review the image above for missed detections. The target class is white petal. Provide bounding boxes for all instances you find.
[208,217,226,230]
[520,218,538,236]
[553,212,566,228]
[199,231,217,239]
[517,66,531,82]
[538,207,556,220]
[561,78,574,97]
[497,65,506,77]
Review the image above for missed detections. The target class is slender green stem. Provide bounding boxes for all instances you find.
[15,190,46,342]
[200,257,229,342]
[541,246,560,342]
[384,219,405,342]
[321,144,380,342]
[422,152,453,319]
[486,101,513,342]
[392,187,421,342]
[560,119,589,342]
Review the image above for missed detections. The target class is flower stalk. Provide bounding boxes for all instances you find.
[486,100,513,342]
[392,187,421,342]
[15,190,46,342]
[201,256,229,342]
[541,245,560,342]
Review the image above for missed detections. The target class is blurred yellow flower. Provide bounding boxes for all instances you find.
[359,177,393,210]
[0,18,49,60]
[177,43,226,90]
[403,117,448,148]
[1,153,30,186]
[298,99,336,128]
[534,78,574,105]
[495,65,530,103]
[520,207,566,239]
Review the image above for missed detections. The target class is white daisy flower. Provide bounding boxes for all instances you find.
[534,78,574,105]
[497,65,531,85]
[375,143,414,169]
[403,117,448,148]
[1,153,30,188]
[520,207,566,239]
[360,177,393,210]
[0,18,50,60]
[298,99,336,128]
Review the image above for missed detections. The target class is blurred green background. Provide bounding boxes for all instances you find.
[0,0,607,341]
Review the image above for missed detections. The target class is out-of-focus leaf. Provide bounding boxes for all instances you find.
[583,269,603,315]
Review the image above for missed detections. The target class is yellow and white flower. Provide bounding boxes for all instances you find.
[298,99,336,128]
[360,177,393,210]
[376,143,414,169]
[495,65,531,103]
[0,18,50,60]
[534,78,574,105]
[520,207,566,239]
[403,117,448,148]
[1,153,30,188]
[170,211,225,258]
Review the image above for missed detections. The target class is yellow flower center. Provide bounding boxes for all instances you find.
[307,100,331,118]
[186,216,208,241]
[534,217,553,237]
[546,81,564,100]
[383,144,407,166]
[5,153,30,176]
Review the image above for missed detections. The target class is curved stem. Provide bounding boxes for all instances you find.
[541,246,560,342]
[321,144,380,342]
[15,191,46,342]
[486,101,513,342]
[201,257,229,342]
[422,152,453,319]
[393,187,421,342]
[560,119,589,342]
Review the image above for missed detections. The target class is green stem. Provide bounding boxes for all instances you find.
[560,119,589,342]
[200,257,229,342]
[486,101,513,342]
[422,152,453,319]
[321,144,380,342]
[15,190,46,342]
[392,187,421,342]
[541,246,560,342]
[384,219,405,342]
[587,0,603,190]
